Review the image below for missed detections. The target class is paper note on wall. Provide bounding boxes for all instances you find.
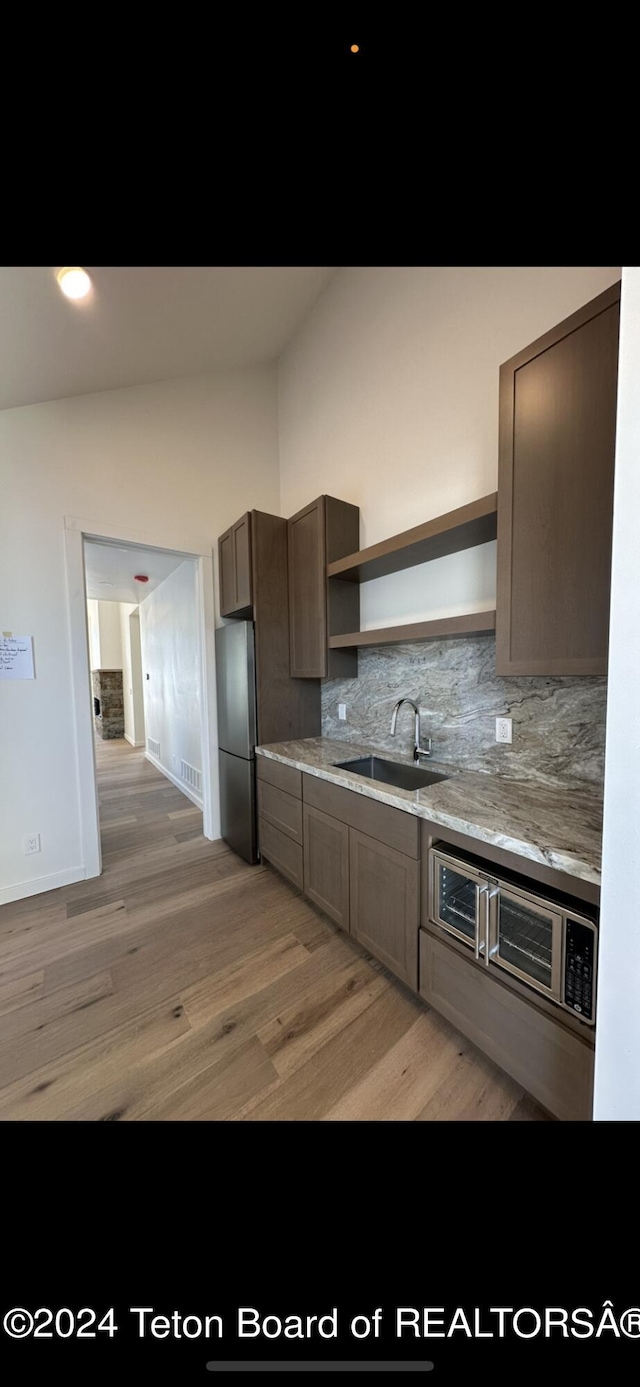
[0,635,35,679]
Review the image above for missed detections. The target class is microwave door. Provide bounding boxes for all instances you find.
[431,850,488,958]
[488,882,563,1003]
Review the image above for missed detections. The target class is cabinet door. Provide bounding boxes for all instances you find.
[496,282,620,676]
[218,526,236,618]
[349,827,419,990]
[288,496,327,677]
[303,802,350,930]
[218,513,253,618]
[233,512,253,611]
[419,931,594,1121]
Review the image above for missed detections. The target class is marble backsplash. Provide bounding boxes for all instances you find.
[321,636,607,790]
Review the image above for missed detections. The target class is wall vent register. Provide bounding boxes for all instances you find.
[180,760,202,794]
[147,737,160,758]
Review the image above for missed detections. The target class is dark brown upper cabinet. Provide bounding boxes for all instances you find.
[218,512,253,617]
[288,495,360,679]
[217,510,320,743]
[496,282,620,677]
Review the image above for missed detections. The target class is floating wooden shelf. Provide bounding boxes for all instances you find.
[326,493,497,583]
[328,610,496,648]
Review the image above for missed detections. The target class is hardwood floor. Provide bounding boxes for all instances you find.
[0,738,548,1120]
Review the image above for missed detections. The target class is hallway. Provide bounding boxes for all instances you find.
[94,734,204,866]
[0,739,546,1120]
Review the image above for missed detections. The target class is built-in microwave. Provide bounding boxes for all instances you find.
[429,847,598,1026]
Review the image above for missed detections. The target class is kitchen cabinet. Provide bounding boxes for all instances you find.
[217,512,320,744]
[258,780,303,845]
[349,828,419,989]
[259,768,421,986]
[258,817,303,890]
[257,755,302,799]
[496,282,620,676]
[218,512,253,617]
[288,495,360,679]
[302,770,419,858]
[258,758,304,887]
[299,771,419,987]
[420,931,594,1121]
[257,754,599,1117]
[303,803,350,930]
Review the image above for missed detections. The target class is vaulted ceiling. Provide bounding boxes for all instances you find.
[0,266,336,410]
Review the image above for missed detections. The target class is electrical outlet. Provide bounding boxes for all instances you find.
[495,717,513,744]
[24,833,41,855]
[338,703,347,721]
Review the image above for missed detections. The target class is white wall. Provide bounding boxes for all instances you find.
[119,602,145,746]
[129,611,145,747]
[87,599,101,669]
[139,562,201,802]
[119,602,136,741]
[0,366,278,902]
[96,600,123,668]
[593,268,640,1119]
[87,598,125,670]
[279,266,621,628]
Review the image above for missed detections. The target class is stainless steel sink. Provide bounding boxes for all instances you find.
[333,755,450,791]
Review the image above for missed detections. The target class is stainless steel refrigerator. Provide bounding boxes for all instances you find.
[215,622,259,863]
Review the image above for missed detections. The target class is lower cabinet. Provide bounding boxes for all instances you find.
[258,817,303,890]
[420,930,594,1121]
[303,803,350,930]
[258,760,597,1118]
[349,828,419,990]
[300,792,420,988]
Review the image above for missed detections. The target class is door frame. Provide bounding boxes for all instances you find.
[64,514,218,882]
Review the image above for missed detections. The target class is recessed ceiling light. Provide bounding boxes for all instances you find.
[56,267,92,300]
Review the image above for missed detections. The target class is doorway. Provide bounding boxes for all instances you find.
[64,517,218,882]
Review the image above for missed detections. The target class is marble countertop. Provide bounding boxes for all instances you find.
[255,737,603,886]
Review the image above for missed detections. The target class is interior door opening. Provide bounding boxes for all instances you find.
[65,521,218,884]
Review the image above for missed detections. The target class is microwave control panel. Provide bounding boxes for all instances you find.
[564,918,595,1021]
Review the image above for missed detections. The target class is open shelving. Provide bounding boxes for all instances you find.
[328,610,496,649]
[327,493,498,651]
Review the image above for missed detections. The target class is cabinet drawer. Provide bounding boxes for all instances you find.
[419,930,594,1121]
[257,780,302,845]
[303,773,419,858]
[258,817,303,889]
[257,756,302,799]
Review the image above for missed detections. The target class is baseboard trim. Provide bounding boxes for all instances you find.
[124,733,145,747]
[144,750,203,809]
[0,865,88,906]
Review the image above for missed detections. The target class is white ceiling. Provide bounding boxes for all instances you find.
[0,265,336,411]
[84,540,189,604]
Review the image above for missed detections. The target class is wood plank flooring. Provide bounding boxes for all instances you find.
[0,738,548,1120]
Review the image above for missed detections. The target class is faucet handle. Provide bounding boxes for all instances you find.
[416,736,432,761]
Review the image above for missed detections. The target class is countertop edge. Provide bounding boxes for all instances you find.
[255,745,601,888]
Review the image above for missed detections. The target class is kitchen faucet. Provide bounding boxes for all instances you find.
[390,698,432,763]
